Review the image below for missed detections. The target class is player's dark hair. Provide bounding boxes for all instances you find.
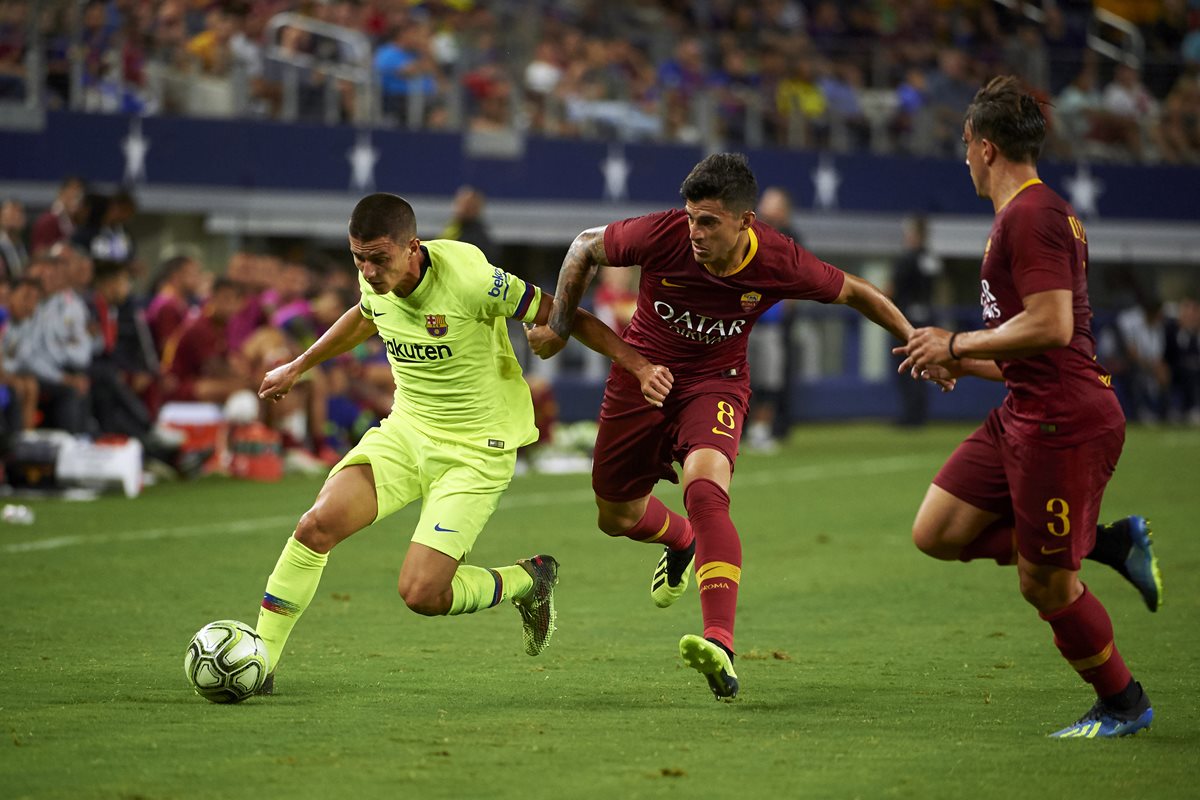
[349,193,416,243]
[680,153,759,214]
[964,75,1046,164]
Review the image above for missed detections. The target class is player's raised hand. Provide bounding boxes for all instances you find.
[259,360,301,402]
[525,323,569,359]
[634,363,674,407]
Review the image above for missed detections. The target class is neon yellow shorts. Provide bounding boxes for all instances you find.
[328,414,517,560]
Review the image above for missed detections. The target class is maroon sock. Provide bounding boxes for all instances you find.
[611,496,694,551]
[1040,585,1133,698]
[684,478,741,653]
[958,520,1016,565]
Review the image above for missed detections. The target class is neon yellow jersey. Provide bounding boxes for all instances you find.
[358,239,542,452]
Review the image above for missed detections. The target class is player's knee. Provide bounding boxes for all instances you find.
[912,524,953,559]
[398,581,450,616]
[1017,567,1079,613]
[294,508,338,554]
[595,501,639,536]
[597,509,633,536]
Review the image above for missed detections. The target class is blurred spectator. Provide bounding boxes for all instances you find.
[819,61,870,151]
[161,277,253,405]
[31,177,87,256]
[440,186,495,257]
[0,0,28,100]
[1158,74,1200,164]
[1005,23,1050,93]
[4,257,91,433]
[185,4,236,76]
[746,186,801,451]
[375,22,440,127]
[1055,61,1141,160]
[892,67,930,154]
[74,190,137,265]
[146,255,205,356]
[887,214,942,427]
[1165,294,1200,424]
[225,252,278,352]
[1101,62,1163,161]
[583,265,639,381]
[925,48,978,156]
[776,57,828,147]
[1107,290,1171,423]
[0,198,28,281]
[0,280,39,437]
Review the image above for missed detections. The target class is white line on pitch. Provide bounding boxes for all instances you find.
[2,454,933,555]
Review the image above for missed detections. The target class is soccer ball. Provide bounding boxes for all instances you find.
[184,620,270,703]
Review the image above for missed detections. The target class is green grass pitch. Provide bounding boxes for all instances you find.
[3,422,1198,799]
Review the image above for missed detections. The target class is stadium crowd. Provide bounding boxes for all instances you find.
[3,0,1199,163]
[0,180,401,478]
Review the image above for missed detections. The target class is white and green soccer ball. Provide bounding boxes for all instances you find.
[184,620,270,704]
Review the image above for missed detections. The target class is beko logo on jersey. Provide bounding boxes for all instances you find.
[487,267,509,298]
[385,338,453,362]
[653,301,746,344]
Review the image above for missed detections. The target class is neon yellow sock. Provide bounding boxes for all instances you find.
[256,536,328,670]
[448,564,534,615]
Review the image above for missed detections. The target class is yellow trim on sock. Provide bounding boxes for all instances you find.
[644,516,672,543]
[696,561,741,584]
[1069,641,1113,672]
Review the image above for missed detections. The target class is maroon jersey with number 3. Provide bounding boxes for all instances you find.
[980,180,1123,445]
[604,210,845,383]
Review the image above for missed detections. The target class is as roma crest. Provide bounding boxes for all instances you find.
[425,314,448,337]
[739,291,762,313]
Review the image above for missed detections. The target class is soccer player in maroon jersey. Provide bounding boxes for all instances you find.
[527,153,919,700]
[896,76,1161,737]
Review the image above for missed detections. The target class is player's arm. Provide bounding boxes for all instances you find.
[537,226,612,358]
[529,292,673,407]
[832,272,914,343]
[896,289,1072,381]
[259,304,377,401]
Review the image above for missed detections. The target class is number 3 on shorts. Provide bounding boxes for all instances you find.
[1045,497,1071,537]
[711,400,736,439]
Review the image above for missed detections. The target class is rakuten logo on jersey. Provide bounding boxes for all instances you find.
[386,339,453,363]
[653,301,746,344]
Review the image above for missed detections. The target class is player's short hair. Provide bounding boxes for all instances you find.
[964,75,1045,164]
[680,153,759,214]
[349,193,417,244]
[93,259,128,284]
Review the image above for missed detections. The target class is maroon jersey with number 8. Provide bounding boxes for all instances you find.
[604,210,845,384]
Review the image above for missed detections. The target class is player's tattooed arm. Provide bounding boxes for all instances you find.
[545,226,611,350]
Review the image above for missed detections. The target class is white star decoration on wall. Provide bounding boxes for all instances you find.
[347,129,380,192]
[1064,162,1104,218]
[122,117,150,184]
[811,154,841,210]
[600,144,630,202]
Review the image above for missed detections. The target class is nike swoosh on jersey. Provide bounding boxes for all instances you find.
[710,427,733,439]
[434,523,459,533]
[661,278,685,287]
[1040,545,1068,555]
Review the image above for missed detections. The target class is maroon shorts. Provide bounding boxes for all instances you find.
[592,366,749,502]
[933,408,1124,570]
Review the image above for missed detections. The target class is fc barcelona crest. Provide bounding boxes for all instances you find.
[739,291,762,312]
[425,314,448,337]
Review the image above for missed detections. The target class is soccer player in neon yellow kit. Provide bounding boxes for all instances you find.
[253,193,673,691]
